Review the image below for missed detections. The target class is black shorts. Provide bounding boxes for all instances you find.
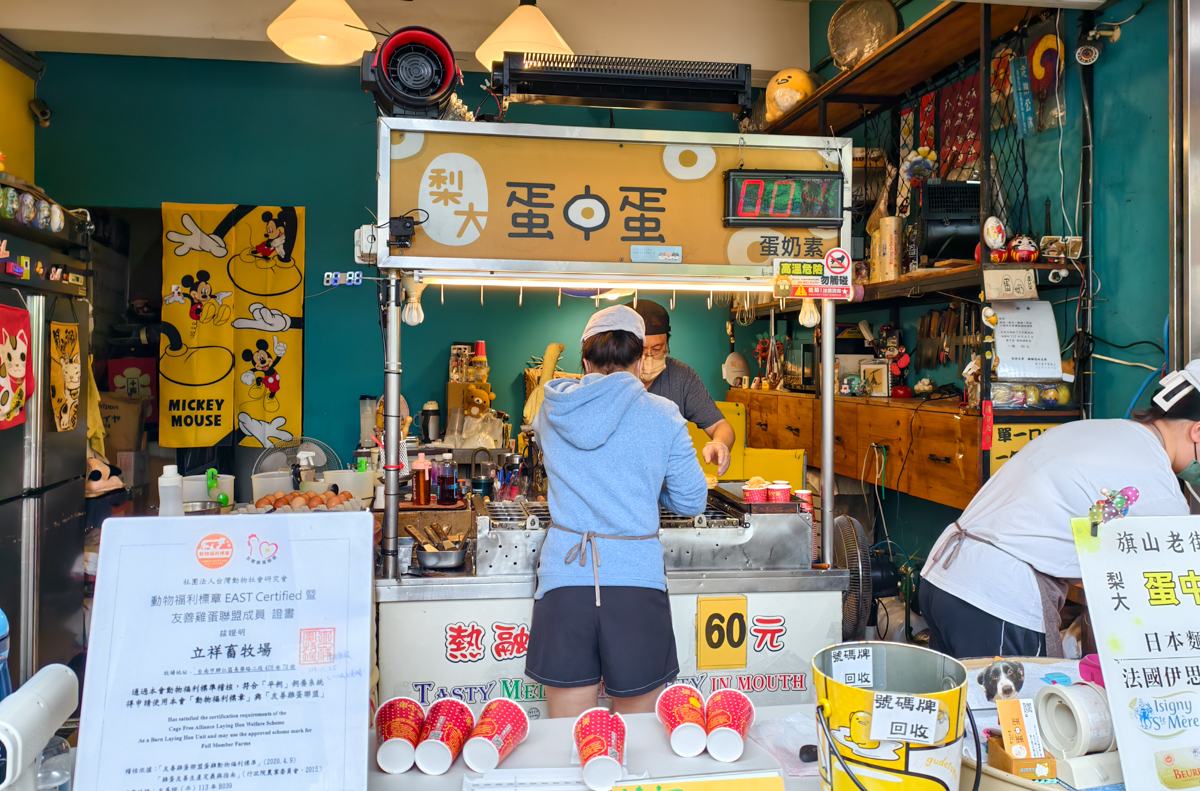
[525,586,679,698]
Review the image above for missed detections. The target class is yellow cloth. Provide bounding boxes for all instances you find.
[86,353,106,457]
[159,203,305,449]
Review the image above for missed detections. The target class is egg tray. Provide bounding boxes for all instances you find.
[231,497,369,515]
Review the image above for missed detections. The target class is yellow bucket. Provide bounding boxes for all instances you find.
[812,641,969,791]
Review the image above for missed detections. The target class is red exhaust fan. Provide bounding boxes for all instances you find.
[362,27,460,118]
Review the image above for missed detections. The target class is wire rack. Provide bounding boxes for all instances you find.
[849,29,1033,241]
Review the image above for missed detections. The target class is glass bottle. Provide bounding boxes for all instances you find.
[437,453,458,505]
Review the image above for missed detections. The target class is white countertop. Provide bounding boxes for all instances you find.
[368,704,821,790]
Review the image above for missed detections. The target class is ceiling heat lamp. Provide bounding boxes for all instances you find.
[490,53,753,116]
[362,27,461,118]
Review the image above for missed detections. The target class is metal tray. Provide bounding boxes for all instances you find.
[710,482,801,514]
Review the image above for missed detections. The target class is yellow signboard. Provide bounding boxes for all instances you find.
[697,596,749,670]
[989,422,1059,474]
[386,124,841,267]
[615,775,784,791]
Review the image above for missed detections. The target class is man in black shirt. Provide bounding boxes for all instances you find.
[630,300,734,475]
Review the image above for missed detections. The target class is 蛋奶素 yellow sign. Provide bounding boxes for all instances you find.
[697,596,748,670]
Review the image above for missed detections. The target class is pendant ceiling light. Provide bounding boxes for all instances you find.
[267,0,378,66]
[475,0,573,72]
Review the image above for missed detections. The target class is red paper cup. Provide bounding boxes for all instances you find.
[415,698,475,775]
[797,490,814,514]
[463,698,530,772]
[376,697,425,773]
[574,707,626,791]
[766,484,792,503]
[742,486,767,503]
[656,684,707,757]
[705,689,755,763]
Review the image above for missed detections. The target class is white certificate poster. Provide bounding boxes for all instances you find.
[1073,514,1200,790]
[993,299,1063,381]
[75,514,373,791]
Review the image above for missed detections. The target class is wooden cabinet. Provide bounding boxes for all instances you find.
[776,396,813,451]
[726,389,982,510]
[857,403,911,491]
[902,410,980,510]
[746,392,778,448]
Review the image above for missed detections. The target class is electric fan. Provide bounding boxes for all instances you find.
[251,437,343,481]
[831,515,903,640]
[361,27,460,118]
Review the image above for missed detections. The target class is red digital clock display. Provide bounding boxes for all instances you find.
[723,170,843,228]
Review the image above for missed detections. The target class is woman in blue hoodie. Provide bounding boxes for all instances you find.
[525,305,709,719]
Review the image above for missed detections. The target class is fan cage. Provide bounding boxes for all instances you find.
[386,43,448,100]
[833,515,872,641]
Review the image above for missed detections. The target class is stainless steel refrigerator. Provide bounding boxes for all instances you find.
[0,227,89,686]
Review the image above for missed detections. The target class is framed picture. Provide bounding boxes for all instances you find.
[861,363,890,397]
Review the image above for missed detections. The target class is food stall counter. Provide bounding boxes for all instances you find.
[367,704,820,791]
[375,569,848,602]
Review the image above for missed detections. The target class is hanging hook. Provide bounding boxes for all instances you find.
[670,291,676,311]
[519,286,523,307]
[738,136,746,170]
[633,290,638,309]
[9,288,27,309]
[708,290,713,311]
[557,288,562,308]
[594,292,600,308]
[440,284,444,305]
[480,285,484,306]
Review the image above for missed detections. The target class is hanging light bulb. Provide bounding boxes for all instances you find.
[475,0,573,71]
[799,298,820,328]
[267,0,377,65]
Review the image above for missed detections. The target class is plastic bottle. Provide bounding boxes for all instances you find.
[411,453,432,506]
[159,464,184,516]
[437,453,458,505]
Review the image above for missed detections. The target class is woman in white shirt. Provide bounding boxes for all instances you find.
[919,363,1200,658]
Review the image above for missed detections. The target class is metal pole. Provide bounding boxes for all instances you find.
[978,3,993,483]
[820,297,835,565]
[1080,12,1096,413]
[381,271,402,579]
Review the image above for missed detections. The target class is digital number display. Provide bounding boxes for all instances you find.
[723,170,843,228]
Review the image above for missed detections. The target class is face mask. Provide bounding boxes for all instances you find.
[1180,444,1200,486]
[640,353,667,382]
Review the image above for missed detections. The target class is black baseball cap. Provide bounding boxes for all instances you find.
[628,300,670,335]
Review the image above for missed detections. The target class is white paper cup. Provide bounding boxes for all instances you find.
[582,755,622,791]
[414,739,455,775]
[705,726,747,762]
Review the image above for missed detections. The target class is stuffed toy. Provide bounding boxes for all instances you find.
[765,68,819,124]
[465,384,496,418]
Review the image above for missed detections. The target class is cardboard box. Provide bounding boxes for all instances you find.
[116,450,148,488]
[987,735,1056,781]
[99,392,148,455]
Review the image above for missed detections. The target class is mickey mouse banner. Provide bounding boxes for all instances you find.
[160,204,304,449]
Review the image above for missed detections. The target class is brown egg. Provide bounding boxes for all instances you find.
[339,492,353,503]
[272,497,289,509]
[273,491,286,499]
[321,490,336,501]
[255,497,272,508]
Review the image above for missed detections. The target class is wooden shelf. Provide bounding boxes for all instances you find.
[764,2,1042,136]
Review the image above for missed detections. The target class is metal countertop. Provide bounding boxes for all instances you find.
[374,568,848,602]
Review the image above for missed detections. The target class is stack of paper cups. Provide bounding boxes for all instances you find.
[415,699,475,775]
[705,689,756,762]
[574,707,626,791]
[463,698,530,772]
[656,684,707,757]
[375,697,425,773]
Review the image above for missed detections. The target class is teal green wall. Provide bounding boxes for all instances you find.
[32,53,739,461]
[785,0,1171,558]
